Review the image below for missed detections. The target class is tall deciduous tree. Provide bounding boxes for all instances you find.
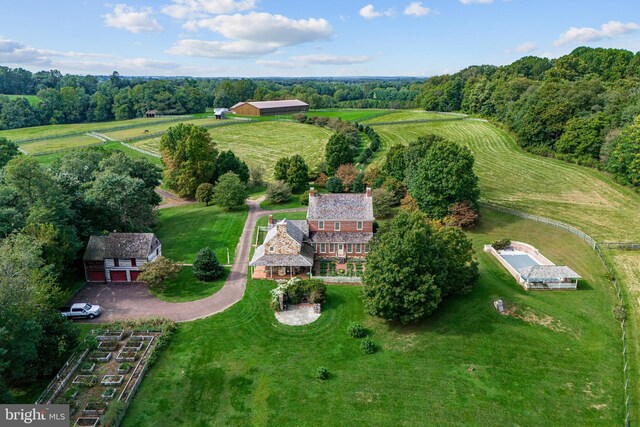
[138,256,182,290]
[0,137,19,169]
[212,172,247,210]
[325,133,357,174]
[216,150,250,184]
[195,183,215,206]
[406,139,480,219]
[160,124,219,198]
[363,210,478,324]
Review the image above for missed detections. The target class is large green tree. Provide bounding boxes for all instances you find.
[325,133,357,174]
[287,155,310,192]
[160,123,219,198]
[216,150,249,184]
[363,210,478,323]
[0,137,19,169]
[406,139,480,219]
[212,172,247,210]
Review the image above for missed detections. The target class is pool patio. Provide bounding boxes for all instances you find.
[484,241,581,290]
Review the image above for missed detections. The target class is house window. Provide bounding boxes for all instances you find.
[334,222,340,231]
[318,221,324,230]
[329,243,335,253]
[269,246,275,253]
[356,243,361,253]
[365,244,369,253]
[347,243,353,253]
[320,243,326,253]
[131,258,137,267]
[114,258,119,267]
[357,221,363,230]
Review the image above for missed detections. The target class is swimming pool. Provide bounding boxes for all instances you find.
[498,250,540,272]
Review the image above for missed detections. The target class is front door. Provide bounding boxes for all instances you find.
[338,244,344,257]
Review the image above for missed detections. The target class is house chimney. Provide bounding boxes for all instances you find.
[366,187,372,197]
[309,187,315,197]
[268,215,273,226]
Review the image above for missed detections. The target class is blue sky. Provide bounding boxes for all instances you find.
[0,0,639,77]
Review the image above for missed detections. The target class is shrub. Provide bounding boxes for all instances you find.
[361,338,377,354]
[315,172,329,186]
[195,182,215,206]
[444,200,479,229]
[347,321,366,338]
[336,164,359,192]
[305,279,326,304]
[316,366,329,380]
[266,180,292,204]
[138,257,182,290]
[300,190,310,205]
[193,247,225,281]
[491,239,511,250]
[326,176,343,193]
[292,113,308,123]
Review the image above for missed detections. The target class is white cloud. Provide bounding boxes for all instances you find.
[167,39,279,58]
[185,12,332,45]
[359,4,394,20]
[515,42,537,53]
[404,2,431,17]
[161,0,257,19]
[0,37,110,66]
[554,20,640,46]
[459,0,493,4]
[103,4,163,33]
[257,54,371,69]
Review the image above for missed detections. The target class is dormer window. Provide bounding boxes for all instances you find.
[318,221,324,230]
[334,222,340,231]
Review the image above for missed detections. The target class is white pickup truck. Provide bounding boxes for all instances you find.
[60,303,103,319]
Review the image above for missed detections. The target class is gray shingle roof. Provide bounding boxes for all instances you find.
[265,220,307,245]
[248,100,308,109]
[519,265,581,280]
[307,193,374,221]
[83,233,159,261]
[308,232,373,244]
[250,243,314,267]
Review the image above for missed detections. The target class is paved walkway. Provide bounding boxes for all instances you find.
[74,200,307,323]
[275,304,321,326]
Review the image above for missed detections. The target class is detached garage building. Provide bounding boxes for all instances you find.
[83,233,162,283]
[230,99,309,116]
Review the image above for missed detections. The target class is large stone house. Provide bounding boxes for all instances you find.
[83,233,162,282]
[250,187,374,278]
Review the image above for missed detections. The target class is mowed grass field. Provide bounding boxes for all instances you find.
[124,209,622,426]
[372,117,640,242]
[101,116,226,141]
[0,115,185,141]
[307,109,393,121]
[362,109,467,123]
[19,134,102,154]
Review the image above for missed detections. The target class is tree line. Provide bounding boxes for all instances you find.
[0,68,421,132]
[417,46,640,187]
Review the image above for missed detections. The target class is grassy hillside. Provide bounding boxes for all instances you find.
[372,117,640,242]
[123,209,622,426]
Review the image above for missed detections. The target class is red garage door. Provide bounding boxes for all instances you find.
[88,271,105,282]
[130,271,140,281]
[110,271,127,282]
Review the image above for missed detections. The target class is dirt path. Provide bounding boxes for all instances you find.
[155,187,195,209]
[74,200,306,322]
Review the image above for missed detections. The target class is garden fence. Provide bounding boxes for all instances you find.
[35,348,90,405]
[482,202,634,426]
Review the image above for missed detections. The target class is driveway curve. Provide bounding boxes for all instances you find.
[73,200,307,323]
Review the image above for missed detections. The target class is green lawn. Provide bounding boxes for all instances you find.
[155,204,248,265]
[102,116,225,141]
[1,94,41,106]
[32,141,163,166]
[307,109,394,122]
[362,110,467,123]
[372,117,640,242]
[19,134,102,154]
[150,266,228,303]
[124,208,622,426]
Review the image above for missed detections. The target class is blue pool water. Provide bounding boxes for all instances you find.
[499,252,540,271]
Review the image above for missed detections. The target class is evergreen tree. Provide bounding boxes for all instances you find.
[193,247,225,281]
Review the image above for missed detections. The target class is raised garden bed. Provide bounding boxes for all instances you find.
[101,375,124,386]
[72,375,97,387]
[82,401,107,416]
[102,387,117,400]
[97,341,120,351]
[124,341,145,351]
[74,417,99,427]
[118,363,131,374]
[95,330,125,341]
[90,351,112,363]
[63,386,80,401]
[80,362,95,373]
[116,350,138,362]
[129,334,154,341]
